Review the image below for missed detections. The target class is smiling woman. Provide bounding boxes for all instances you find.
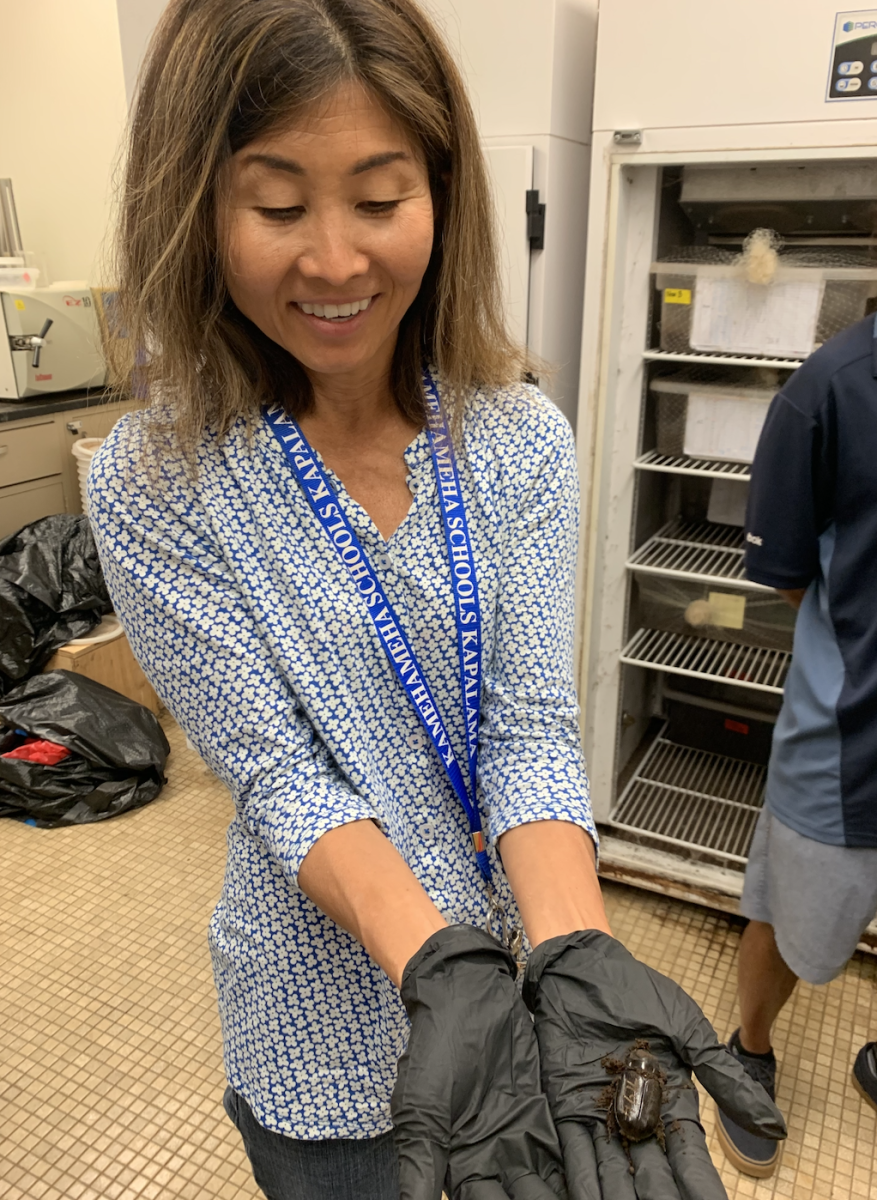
[86,3,783,1200]
[221,85,436,428]
[109,0,526,449]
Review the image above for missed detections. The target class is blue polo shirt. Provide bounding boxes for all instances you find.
[745,315,877,847]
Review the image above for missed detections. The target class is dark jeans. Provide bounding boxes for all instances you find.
[223,1086,400,1200]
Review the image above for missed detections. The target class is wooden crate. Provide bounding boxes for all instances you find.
[44,631,162,715]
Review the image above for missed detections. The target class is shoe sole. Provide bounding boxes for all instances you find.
[852,1070,877,1115]
[715,1116,781,1178]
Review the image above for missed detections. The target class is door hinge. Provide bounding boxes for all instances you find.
[526,189,545,250]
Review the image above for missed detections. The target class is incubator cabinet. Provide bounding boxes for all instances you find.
[575,0,877,951]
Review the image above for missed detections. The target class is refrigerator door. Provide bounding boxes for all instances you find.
[484,145,534,348]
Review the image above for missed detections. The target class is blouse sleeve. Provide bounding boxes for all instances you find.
[86,417,382,886]
[477,403,596,848]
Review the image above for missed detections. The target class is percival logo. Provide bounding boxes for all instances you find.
[746,532,763,547]
[844,19,877,30]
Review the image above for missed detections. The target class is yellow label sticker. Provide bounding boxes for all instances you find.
[664,288,691,305]
[14,299,26,311]
[709,591,746,630]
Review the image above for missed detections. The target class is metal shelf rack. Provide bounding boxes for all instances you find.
[643,349,804,369]
[620,627,790,694]
[634,450,752,480]
[609,734,766,865]
[627,517,771,590]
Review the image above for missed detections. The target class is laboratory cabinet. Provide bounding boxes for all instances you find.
[420,0,597,426]
[575,0,877,950]
[0,399,137,539]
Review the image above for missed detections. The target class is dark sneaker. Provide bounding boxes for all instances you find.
[853,1042,877,1114]
[715,1028,782,1178]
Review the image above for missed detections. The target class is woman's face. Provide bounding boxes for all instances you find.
[220,82,436,391]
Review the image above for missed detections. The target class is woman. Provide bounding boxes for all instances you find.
[89,2,785,1198]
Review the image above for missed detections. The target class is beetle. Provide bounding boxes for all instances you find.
[613,1041,666,1142]
[597,1039,669,1162]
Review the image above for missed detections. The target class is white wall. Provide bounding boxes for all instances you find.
[423,0,597,425]
[0,0,128,285]
[115,0,170,105]
[422,0,595,143]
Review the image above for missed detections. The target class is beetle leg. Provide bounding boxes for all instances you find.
[601,1053,625,1074]
[621,1135,635,1175]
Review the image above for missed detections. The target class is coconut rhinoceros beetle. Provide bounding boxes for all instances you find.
[598,1039,669,1161]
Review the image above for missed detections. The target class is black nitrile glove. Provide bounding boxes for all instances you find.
[523,931,787,1200]
[392,924,568,1200]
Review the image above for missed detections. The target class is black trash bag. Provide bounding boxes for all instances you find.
[0,670,170,827]
[0,514,112,695]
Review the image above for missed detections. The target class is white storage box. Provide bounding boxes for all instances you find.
[634,574,796,653]
[654,247,877,358]
[0,263,39,288]
[651,376,775,462]
[71,437,105,514]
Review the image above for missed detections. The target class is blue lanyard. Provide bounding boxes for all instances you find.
[263,370,490,886]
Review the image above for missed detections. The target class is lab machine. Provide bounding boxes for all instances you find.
[0,286,107,401]
[0,180,106,400]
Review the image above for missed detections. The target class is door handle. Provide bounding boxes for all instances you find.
[31,319,53,369]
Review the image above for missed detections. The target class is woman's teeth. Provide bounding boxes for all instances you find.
[297,297,372,320]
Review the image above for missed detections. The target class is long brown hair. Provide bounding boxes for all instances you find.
[109,0,529,449]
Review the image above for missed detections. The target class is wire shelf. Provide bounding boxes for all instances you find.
[635,450,752,481]
[620,627,789,694]
[627,517,771,591]
[643,349,804,369]
[610,736,765,864]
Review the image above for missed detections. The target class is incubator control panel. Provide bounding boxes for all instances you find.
[828,12,877,99]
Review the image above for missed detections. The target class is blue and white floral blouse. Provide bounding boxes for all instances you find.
[87,377,596,1140]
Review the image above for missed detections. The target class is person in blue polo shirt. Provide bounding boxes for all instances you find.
[716,313,877,1178]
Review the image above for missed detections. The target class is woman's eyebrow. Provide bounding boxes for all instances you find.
[240,150,411,177]
[241,153,305,176]
[350,150,411,176]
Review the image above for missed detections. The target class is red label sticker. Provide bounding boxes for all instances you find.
[725,718,750,735]
[35,373,53,381]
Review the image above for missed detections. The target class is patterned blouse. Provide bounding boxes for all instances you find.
[87,377,596,1140]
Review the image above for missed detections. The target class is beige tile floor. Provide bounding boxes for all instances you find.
[1,715,875,1200]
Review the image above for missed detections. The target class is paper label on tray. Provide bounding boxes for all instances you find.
[684,391,770,462]
[664,288,691,305]
[709,591,746,629]
[690,276,823,358]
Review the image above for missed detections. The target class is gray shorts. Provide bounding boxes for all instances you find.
[740,807,877,985]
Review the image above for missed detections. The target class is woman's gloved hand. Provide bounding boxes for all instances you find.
[392,924,568,1200]
[523,931,787,1200]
